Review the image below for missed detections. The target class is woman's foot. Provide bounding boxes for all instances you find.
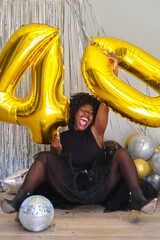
[140,198,157,215]
[0,198,18,213]
[131,188,157,215]
[0,189,29,214]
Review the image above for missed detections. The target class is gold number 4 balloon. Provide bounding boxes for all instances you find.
[82,37,160,127]
[0,24,69,144]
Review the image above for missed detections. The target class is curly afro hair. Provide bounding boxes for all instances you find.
[68,92,100,129]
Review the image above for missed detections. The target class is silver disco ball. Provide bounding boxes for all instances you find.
[19,195,54,232]
[128,134,156,160]
[151,151,160,176]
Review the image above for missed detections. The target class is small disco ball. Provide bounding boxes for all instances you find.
[19,195,54,232]
[128,134,156,160]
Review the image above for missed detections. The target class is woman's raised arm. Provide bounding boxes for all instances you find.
[91,52,118,147]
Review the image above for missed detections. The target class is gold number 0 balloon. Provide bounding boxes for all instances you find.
[81,37,160,127]
[0,24,69,144]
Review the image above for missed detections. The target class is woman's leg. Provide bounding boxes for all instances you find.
[108,148,140,193]
[108,148,157,214]
[0,152,53,214]
[22,155,47,194]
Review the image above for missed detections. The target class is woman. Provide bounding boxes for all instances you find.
[0,53,157,214]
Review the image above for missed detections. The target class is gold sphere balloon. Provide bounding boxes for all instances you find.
[134,159,153,179]
[125,134,137,149]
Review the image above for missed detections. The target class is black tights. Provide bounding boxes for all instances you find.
[22,153,48,194]
[108,148,139,193]
[22,149,140,195]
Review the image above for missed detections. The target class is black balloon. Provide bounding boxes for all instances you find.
[103,140,122,157]
[145,174,160,192]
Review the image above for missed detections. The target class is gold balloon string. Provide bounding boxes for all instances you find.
[146,127,160,146]
[119,70,140,132]
[65,0,100,95]
[121,70,131,86]
[65,0,90,43]
[69,0,105,40]
[76,25,89,93]
[65,0,98,44]
[67,4,73,96]
[84,0,106,36]
[83,1,105,38]
[120,70,145,134]
[111,113,124,141]
[146,85,151,97]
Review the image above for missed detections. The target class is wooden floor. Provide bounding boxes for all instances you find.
[0,192,160,240]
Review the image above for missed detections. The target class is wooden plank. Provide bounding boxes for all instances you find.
[0,193,160,240]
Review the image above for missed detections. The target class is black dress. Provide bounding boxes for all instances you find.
[33,127,112,208]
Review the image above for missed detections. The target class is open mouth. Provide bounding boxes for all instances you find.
[79,117,88,126]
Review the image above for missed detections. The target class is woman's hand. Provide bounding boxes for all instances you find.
[50,132,62,154]
[106,52,118,76]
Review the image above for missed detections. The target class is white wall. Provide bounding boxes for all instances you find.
[89,0,160,146]
[91,0,160,58]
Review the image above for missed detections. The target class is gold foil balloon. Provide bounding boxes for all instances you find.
[0,24,69,144]
[134,159,153,179]
[81,37,160,127]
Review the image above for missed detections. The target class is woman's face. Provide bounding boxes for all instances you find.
[73,104,94,130]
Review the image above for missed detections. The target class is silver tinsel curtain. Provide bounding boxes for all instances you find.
[0,0,105,179]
